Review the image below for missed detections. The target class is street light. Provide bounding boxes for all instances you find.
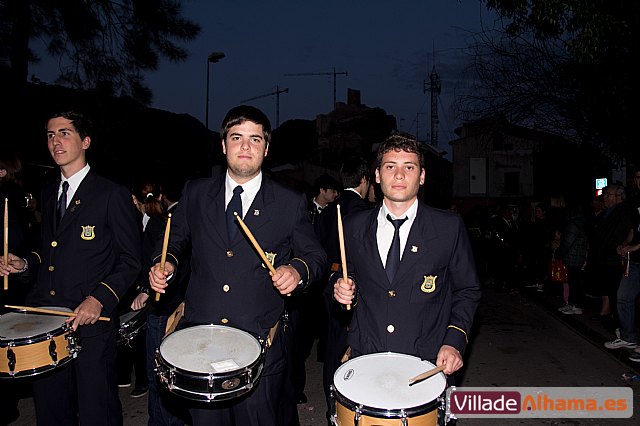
[205,51,226,130]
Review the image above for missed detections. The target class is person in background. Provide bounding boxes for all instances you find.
[555,201,588,315]
[0,151,29,425]
[0,110,141,426]
[587,184,634,332]
[316,156,372,422]
[148,105,326,426]
[138,178,191,426]
[308,174,340,226]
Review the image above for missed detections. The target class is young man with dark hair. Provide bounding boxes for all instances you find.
[149,105,326,426]
[333,133,480,378]
[1,110,141,426]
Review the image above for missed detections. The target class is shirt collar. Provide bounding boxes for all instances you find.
[61,163,90,191]
[225,170,262,198]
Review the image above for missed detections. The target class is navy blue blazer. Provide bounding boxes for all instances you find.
[338,201,481,360]
[26,170,141,337]
[159,173,327,339]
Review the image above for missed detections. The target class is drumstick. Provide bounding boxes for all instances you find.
[234,212,276,275]
[3,198,8,290]
[156,213,172,302]
[408,364,446,386]
[336,204,350,311]
[4,305,111,322]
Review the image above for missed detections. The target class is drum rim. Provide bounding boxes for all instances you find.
[332,352,446,415]
[0,323,72,347]
[157,324,264,375]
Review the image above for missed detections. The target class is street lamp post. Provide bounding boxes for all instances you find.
[205,51,226,130]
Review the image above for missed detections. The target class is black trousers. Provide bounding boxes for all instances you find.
[32,328,122,426]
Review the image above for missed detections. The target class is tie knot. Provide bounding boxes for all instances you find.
[233,185,244,196]
[61,181,69,193]
[386,214,407,230]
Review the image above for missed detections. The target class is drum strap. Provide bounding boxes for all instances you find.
[266,321,279,349]
[164,302,185,337]
[340,346,351,363]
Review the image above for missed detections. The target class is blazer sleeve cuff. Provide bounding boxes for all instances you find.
[91,282,120,315]
[444,325,469,354]
[289,258,310,290]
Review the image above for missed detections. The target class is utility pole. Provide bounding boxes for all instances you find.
[240,85,289,127]
[423,49,441,146]
[284,67,348,109]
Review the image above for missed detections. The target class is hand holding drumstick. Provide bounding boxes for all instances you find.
[333,204,355,309]
[148,214,175,298]
[234,212,300,296]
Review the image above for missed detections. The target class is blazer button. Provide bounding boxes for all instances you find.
[221,318,229,324]
[49,290,56,296]
[51,241,58,247]
[223,284,230,292]
[48,266,55,272]
[388,290,396,297]
[226,250,234,257]
[387,324,395,333]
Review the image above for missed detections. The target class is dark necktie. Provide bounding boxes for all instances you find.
[385,214,407,282]
[226,185,244,241]
[57,181,69,226]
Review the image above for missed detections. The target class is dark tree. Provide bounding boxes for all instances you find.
[0,0,200,104]
[457,1,639,162]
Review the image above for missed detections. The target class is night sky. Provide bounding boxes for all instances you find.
[32,0,495,153]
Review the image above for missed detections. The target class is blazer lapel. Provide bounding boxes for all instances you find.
[207,177,228,245]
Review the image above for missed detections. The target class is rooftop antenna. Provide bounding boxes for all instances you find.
[284,67,348,109]
[240,85,289,127]
[423,44,441,146]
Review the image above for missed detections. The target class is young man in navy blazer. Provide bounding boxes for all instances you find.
[333,134,481,377]
[149,105,326,426]
[1,111,141,425]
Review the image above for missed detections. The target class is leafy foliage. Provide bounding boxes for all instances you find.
[458,1,639,161]
[0,0,200,104]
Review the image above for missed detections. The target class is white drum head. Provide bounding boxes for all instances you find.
[334,352,446,410]
[159,325,262,374]
[0,307,71,340]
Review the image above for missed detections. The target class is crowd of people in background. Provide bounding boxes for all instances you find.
[457,180,640,364]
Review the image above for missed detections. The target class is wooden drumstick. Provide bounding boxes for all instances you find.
[234,212,294,297]
[234,212,276,275]
[156,213,172,302]
[3,198,8,290]
[336,204,350,310]
[408,364,446,386]
[4,305,111,322]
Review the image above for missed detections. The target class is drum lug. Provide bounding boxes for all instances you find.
[66,333,80,358]
[6,347,16,374]
[400,409,408,426]
[49,338,58,364]
[443,386,458,425]
[353,405,362,426]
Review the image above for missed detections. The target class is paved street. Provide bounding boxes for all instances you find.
[4,285,640,425]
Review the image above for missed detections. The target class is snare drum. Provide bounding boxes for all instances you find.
[155,324,265,402]
[117,309,148,346]
[331,352,446,426]
[0,308,80,378]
